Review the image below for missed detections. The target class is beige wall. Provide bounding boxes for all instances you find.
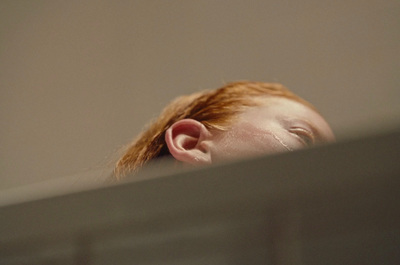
[1,0,399,189]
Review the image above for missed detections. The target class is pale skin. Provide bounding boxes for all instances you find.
[165,97,335,165]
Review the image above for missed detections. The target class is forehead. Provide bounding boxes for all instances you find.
[247,96,317,117]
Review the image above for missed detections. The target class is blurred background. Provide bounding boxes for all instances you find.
[1,0,399,190]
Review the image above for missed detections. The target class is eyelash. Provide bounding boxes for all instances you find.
[289,127,315,146]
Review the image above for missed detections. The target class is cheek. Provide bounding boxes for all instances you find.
[246,131,289,154]
[211,128,295,161]
[277,133,307,151]
[209,130,253,161]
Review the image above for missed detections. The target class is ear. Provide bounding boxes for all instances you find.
[165,119,212,165]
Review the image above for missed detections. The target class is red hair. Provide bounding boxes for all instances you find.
[113,81,315,179]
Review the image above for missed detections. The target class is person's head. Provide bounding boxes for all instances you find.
[114,81,334,179]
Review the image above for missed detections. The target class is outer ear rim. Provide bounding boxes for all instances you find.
[165,119,212,165]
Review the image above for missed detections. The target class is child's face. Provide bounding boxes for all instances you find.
[208,97,335,162]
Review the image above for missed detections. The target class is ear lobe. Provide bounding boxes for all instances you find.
[165,119,212,165]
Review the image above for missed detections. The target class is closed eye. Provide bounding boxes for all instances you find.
[289,127,315,146]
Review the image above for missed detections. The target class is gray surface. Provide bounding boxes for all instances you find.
[1,129,399,264]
